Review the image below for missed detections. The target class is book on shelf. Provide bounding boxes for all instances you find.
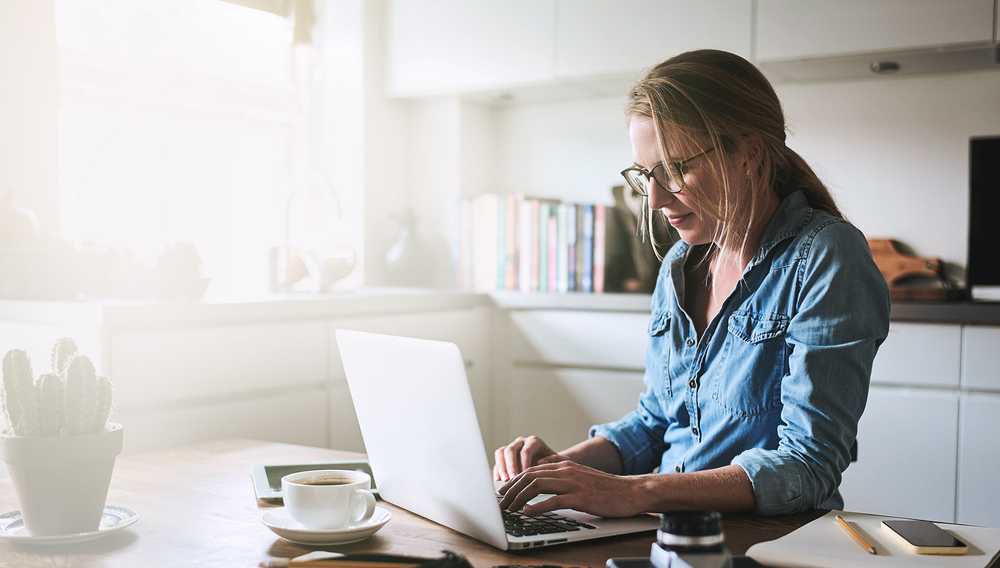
[462,193,615,294]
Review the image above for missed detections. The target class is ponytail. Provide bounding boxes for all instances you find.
[779,146,844,220]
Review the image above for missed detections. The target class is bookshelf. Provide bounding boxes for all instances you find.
[460,189,672,296]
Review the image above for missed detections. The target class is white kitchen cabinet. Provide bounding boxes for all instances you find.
[840,386,959,522]
[961,326,1000,391]
[508,310,648,369]
[328,308,492,450]
[386,0,556,96]
[115,387,328,454]
[508,367,643,453]
[870,323,961,388]
[756,0,996,61]
[957,393,1000,527]
[555,0,751,79]
[110,322,327,409]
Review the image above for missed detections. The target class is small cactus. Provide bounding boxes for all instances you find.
[1,339,112,437]
[2,350,40,436]
[93,376,112,434]
[36,373,64,436]
[64,355,98,436]
[51,337,78,376]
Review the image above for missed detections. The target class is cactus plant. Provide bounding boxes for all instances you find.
[64,355,98,436]
[93,376,112,434]
[36,373,65,436]
[51,337,78,376]
[2,350,41,436]
[1,339,113,438]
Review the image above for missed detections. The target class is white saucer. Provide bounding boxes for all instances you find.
[0,505,139,545]
[261,507,391,546]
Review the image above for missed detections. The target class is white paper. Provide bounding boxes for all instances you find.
[747,511,1000,567]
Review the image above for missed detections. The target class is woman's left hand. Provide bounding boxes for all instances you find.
[497,460,646,518]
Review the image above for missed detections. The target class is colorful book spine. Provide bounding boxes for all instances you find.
[556,204,568,293]
[530,200,540,292]
[518,199,532,292]
[504,194,519,290]
[593,204,606,294]
[581,204,594,293]
[496,197,506,290]
[547,206,558,293]
[566,203,577,292]
[538,202,548,292]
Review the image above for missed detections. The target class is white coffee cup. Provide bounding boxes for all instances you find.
[281,469,376,530]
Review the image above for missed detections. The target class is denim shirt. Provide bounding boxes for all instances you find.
[590,190,890,515]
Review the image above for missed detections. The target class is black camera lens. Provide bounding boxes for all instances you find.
[659,511,722,537]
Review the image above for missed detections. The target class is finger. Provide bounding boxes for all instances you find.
[499,460,571,494]
[520,443,539,471]
[519,436,547,469]
[503,439,525,480]
[506,478,574,513]
[523,494,573,515]
[536,454,563,465]
[499,468,571,509]
[494,447,508,482]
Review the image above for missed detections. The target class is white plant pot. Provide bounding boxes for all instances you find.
[0,423,123,536]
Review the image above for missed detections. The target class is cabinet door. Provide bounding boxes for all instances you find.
[115,387,328,454]
[329,308,491,450]
[110,323,327,409]
[961,326,1000,391]
[386,0,556,96]
[508,310,648,369]
[756,0,995,61]
[840,386,958,522]
[507,368,643,453]
[957,393,1000,527]
[555,0,751,79]
[870,323,961,388]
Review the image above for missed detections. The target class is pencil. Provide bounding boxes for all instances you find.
[835,514,877,555]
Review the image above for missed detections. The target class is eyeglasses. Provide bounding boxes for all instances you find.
[620,146,716,196]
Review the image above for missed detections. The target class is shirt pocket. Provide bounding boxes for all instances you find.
[713,310,789,418]
[646,312,674,400]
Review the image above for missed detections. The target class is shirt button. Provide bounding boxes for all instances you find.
[674,465,682,473]
[685,338,695,347]
[688,379,697,389]
[692,427,700,436]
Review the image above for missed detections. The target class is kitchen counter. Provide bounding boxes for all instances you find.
[889,300,1000,326]
[0,288,488,330]
[1,290,999,329]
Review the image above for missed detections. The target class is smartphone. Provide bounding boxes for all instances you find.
[881,519,969,555]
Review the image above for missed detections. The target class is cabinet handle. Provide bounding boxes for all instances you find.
[869,61,900,74]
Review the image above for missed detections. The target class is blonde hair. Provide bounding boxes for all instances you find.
[626,49,842,261]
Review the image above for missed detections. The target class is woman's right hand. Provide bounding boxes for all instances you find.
[493,435,565,482]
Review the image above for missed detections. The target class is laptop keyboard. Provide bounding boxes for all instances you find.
[499,501,597,537]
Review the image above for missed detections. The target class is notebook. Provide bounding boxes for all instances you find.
[747,511,1000,567]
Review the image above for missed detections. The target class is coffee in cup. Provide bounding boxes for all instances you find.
[281,469,376,530]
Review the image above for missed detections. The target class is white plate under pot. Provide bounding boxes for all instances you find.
[0,505,139,545]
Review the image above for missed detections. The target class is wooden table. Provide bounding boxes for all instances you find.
[0,439,821,567]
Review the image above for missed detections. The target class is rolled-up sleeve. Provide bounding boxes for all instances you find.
[590,381,669,475]
[732,222,890,515]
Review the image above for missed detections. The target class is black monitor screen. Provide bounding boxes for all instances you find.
[969,136,1000,287]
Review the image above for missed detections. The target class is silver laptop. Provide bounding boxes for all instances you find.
[335,329,659,550]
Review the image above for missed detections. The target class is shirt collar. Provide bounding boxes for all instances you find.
[747,190,813,268]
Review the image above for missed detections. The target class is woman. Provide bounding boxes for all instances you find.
[494,50,890,517]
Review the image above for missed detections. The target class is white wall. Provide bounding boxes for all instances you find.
[0,0,59,230]
[491,70,1000,278]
